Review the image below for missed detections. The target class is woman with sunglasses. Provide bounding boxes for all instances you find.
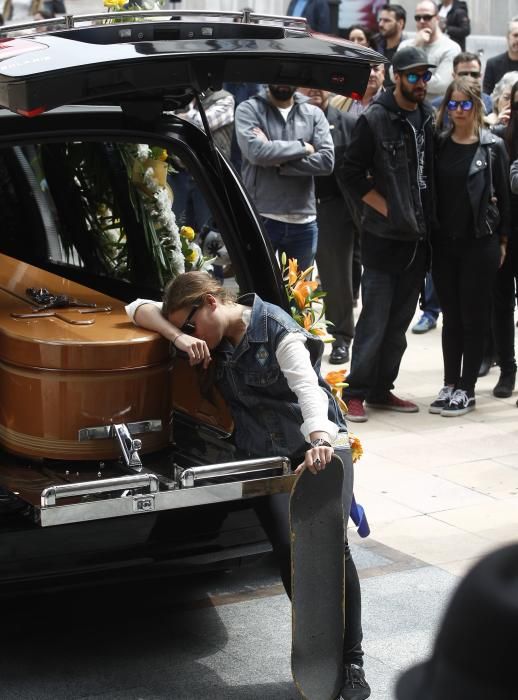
[429,77,510,416]
[126,271,371,700]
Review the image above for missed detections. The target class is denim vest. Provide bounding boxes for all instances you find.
[214,294,346,459]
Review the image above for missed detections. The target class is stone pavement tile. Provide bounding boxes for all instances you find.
[431,499,518,546]
[495,452,518,468]
[436,557,480,578]
[355,458,493,514]
[360,430,481,469]
[361,566,456,672]
[361,655,396,700]
[353,487,421,526]
[433,458,518,498]
[374,514,493,565]
[199,595,292,678]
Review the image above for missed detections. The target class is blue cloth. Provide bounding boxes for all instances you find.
[422,271,441,320]
[289,0,307,19]
[286,0,330,33]
[350,495,370,538]
[262,217,318,272]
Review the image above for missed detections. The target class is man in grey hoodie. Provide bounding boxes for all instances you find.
[235,84,334,270]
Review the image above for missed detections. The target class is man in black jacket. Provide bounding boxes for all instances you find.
[341,46,436,422]
[438,0,470,51]
[483,16,518,95]
[300,86,361,365]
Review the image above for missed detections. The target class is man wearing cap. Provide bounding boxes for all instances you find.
[340,46,436,423]
[399,0,460,99]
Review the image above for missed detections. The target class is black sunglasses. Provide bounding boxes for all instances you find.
[456,71,481,79]
[414,13,436,21]
[405,70,433,84]
[181,298,203,334]
[447,99,474,112]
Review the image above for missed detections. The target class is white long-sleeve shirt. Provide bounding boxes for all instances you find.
[125,299,339,443]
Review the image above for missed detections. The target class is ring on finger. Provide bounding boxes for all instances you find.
[313,457,321,467]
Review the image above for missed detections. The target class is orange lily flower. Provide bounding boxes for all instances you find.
[302,311,312,330]
[293,279,318,309]
[325,369,347,387]
[288,258,298,286]
[349,433,364,463]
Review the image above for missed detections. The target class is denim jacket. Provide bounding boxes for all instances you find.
[214,294,346,459]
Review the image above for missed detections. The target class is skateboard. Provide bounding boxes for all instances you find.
[290,455,345,700]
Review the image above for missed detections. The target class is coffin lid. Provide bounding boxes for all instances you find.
[0,253,168,370]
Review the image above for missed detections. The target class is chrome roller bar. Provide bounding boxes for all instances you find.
[41,473,159,508]
[178,456,291,488]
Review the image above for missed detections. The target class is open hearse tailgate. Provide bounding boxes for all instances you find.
[0,11,384,115]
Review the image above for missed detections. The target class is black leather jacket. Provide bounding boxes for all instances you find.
[435,129,510,240]
[439,1,470,51]
[342,89,435,242]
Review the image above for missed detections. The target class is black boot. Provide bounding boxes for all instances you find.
[494,370,516,398]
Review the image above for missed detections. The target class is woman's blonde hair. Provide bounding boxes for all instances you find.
[162,271,235,318]
[437,77,485,135]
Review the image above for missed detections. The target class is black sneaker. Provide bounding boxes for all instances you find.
[338,664,371,700]
[429,385,453,414]
[441,389,475,417]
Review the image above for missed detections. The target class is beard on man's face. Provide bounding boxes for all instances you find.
[400,82,426,104]
[269,85,297,101]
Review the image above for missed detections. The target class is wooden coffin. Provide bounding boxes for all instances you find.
[0,254,172,460]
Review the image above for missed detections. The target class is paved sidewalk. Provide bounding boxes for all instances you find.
[322,308,518,698]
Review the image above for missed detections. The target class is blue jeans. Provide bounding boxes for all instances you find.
[262,217,318,271]
[344,254,425,401]
[421,272,441,321]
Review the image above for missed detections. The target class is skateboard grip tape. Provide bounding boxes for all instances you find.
[290,457,346,700]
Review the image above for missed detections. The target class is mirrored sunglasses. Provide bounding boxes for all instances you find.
[405,70,432,84]
[447,99,474,111]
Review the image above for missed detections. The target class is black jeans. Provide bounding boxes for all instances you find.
[253,447,363,668]
[494,237,518,374]
[343,248,426,401]
[316,195,357,346]
[432,236,500,393]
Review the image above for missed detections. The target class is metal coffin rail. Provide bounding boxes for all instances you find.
[39,456,294,527]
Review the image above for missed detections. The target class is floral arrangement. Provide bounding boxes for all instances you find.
[104,0,163,15]
[281,255,364,463]
[281,253,332,340]
[325,369,363,464]
[118,143,206,285]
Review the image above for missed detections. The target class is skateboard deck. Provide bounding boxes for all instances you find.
[290,456,345,700]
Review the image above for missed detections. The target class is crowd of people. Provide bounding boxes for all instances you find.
[226,1,518,423]
[126,6,518,699]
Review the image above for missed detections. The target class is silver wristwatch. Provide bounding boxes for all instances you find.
[310,438,332,448]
